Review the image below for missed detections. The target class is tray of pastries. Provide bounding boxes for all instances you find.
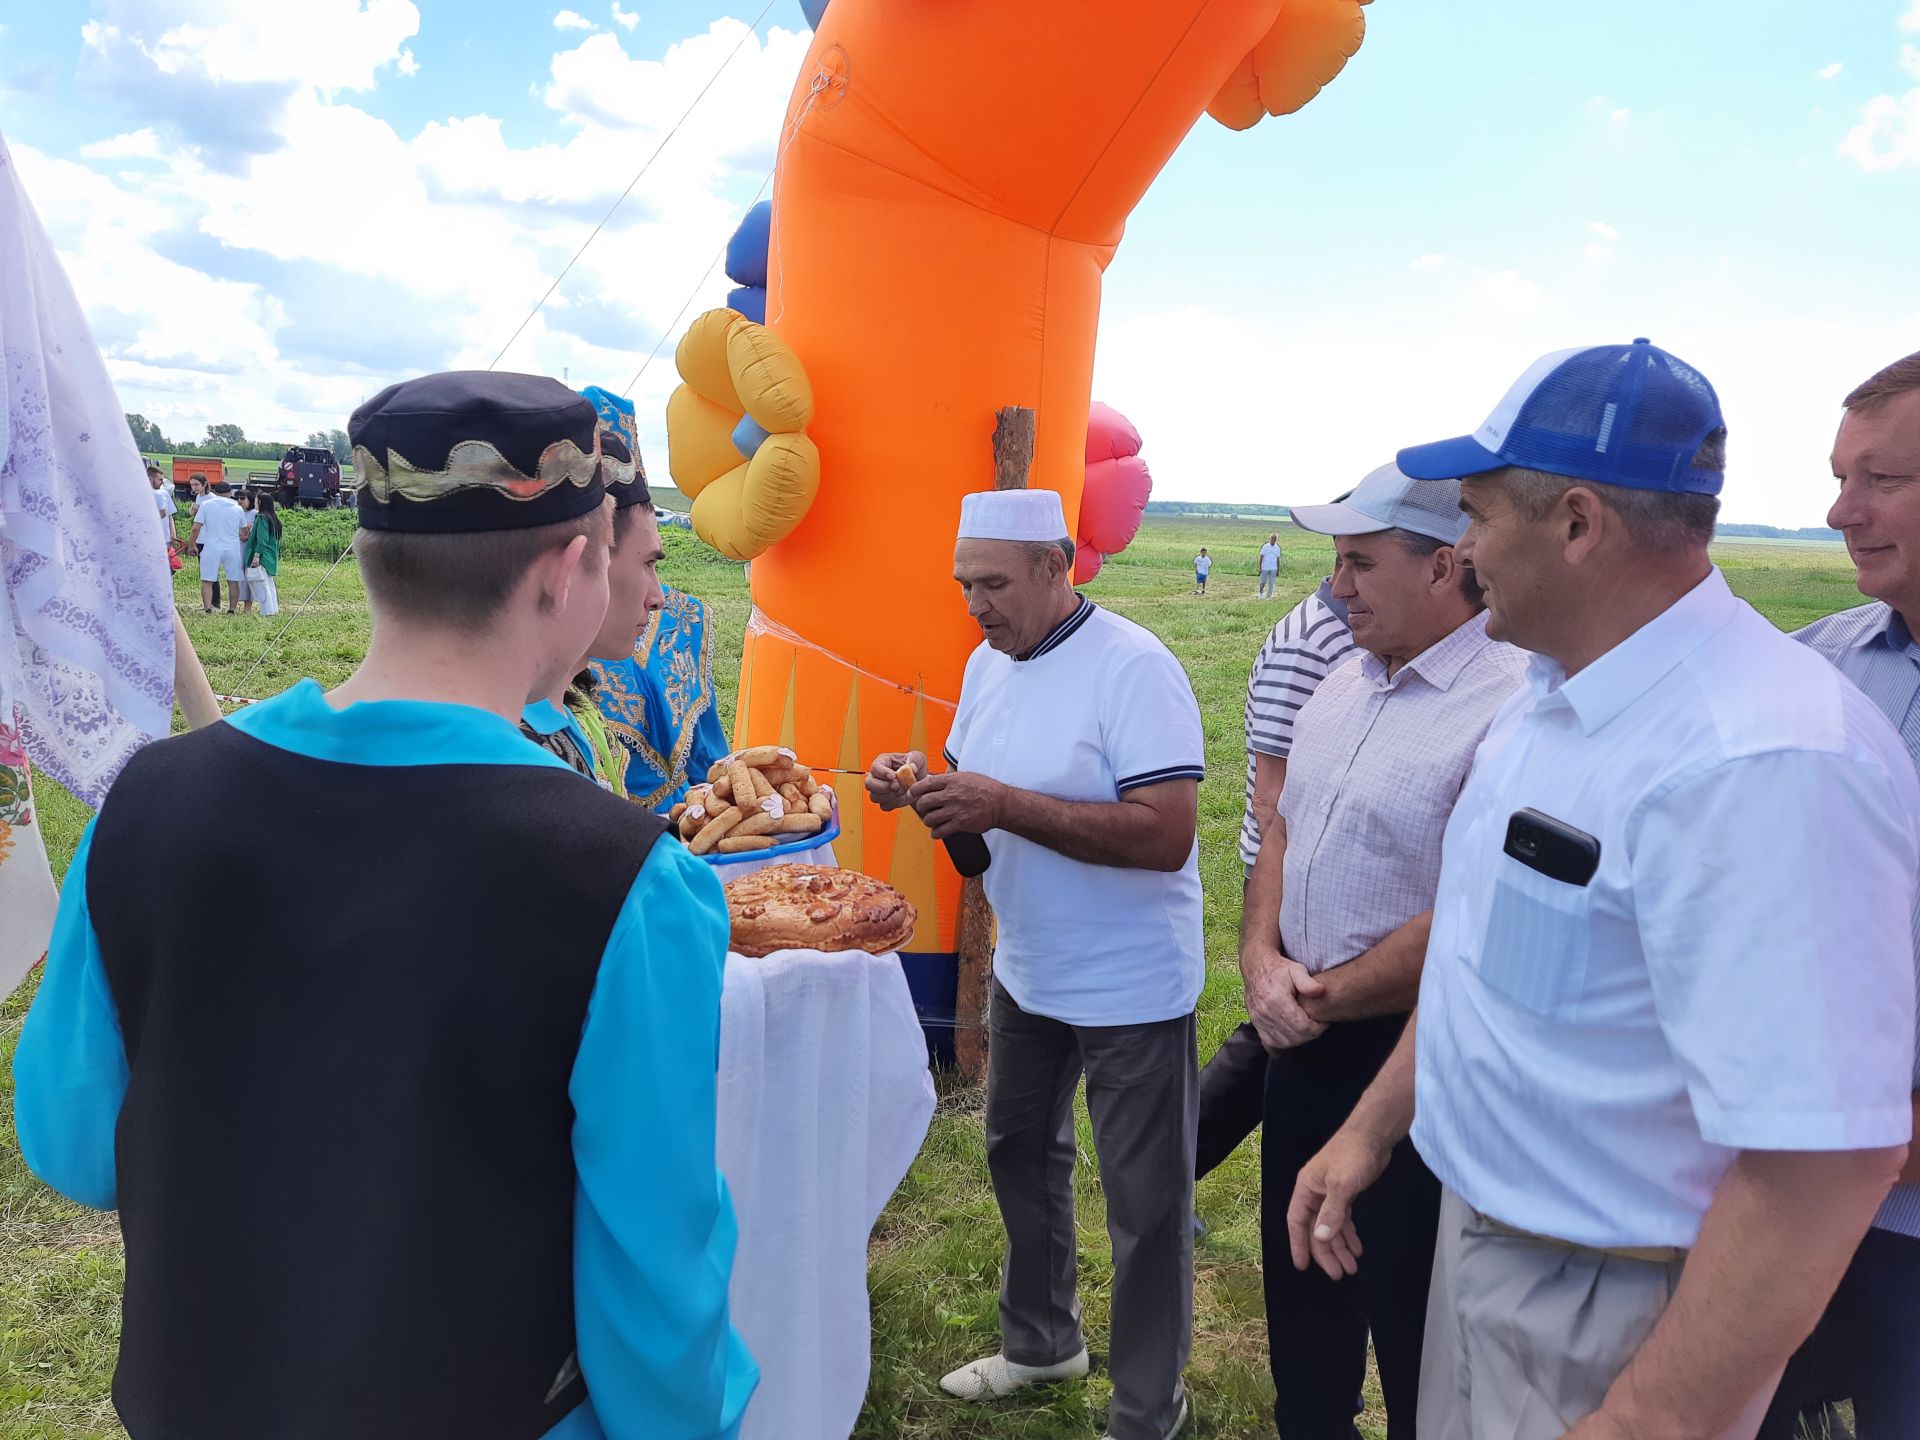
[670,747,841,863]
[724,863,918,958]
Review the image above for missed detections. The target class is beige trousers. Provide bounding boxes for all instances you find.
[1418,1188,1780,1440]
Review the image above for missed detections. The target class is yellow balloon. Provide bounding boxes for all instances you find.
[675,309,745,411]
[728,320,815,434]
[665,384,741,498]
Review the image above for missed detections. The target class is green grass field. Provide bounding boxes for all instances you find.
[0,517,1864,1439]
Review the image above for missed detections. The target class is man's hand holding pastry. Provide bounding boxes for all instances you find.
[864,751,929,812]
[908,770,1008,839]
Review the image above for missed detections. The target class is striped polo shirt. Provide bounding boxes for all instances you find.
[1239,580,1359,865]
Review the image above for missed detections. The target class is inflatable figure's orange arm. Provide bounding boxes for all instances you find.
[731,0,1366,949]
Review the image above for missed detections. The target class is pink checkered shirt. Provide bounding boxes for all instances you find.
[1276,611,1527,975]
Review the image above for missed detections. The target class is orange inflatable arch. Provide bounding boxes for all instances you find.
[680,0,1369,962]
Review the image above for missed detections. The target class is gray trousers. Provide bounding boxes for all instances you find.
[985,978,1198,1440]
[1419,1188,1779,1440]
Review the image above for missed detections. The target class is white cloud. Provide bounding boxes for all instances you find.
[1903,43,1920,77]
[80,128,162,160]
[396,47,418,76]
[1904,0,1920,32]
[555,9,596,30]
[611,2,640,30]
[1610,107,1631,124]
[30,15,804,451]
[1410,253,1444,272]
[1842,89,1920,168]
[1818,62,1844,80]
[82,0,418,91]
[1587,220,1619,242]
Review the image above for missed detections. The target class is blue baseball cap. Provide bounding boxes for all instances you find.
[1397,339,1726,496]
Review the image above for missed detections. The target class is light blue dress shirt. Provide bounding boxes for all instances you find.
[1797,600,1920,1240]
[14,680,758,1439]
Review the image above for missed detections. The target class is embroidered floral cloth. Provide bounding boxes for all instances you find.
[589,586,728,813]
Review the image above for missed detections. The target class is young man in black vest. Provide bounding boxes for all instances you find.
[14,371,758,1440]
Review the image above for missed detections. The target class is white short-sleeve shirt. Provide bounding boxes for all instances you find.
[194,495,245,546]
[154,486,176,518]
[1195,555,1212,577]
[1414,569,1920,1249]
[1259,543,1281,571]
[946,598,1206,1026]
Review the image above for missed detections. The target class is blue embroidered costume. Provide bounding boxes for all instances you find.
[589,586,728,814]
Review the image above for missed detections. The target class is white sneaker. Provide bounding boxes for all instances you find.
[1102,1391,1190,1440]
[938,1347,1090,1400]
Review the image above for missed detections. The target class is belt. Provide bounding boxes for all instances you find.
[1471,1208,1687,1266]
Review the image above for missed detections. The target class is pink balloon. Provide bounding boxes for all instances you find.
[1086,401,1143,464]
[1072,545,1104,585]
[1080,452,1152,556]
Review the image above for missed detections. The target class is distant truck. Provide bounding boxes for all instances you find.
[171,456,224,500]
[278,445,343,508]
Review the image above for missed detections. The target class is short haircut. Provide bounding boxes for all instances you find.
[1489,427,1725,554]
[1384,528,1485,607]
[1016,536,1075,575]
[357,505,612,631]
[211,480,232,493]
[611,498,656,548]
[1844,351,1920,412]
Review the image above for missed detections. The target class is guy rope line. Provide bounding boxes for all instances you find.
[488,0,781,373]
[221,537,361,703]
[624,164,775,396]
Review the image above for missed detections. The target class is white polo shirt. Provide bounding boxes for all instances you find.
[1414,569,1920,1249]
[946,597,1206,1026]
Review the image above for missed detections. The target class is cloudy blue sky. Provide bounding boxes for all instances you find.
[2,0,1917,525]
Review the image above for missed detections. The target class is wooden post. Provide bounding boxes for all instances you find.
[954,876,993,1080]
[171,611,222,730]
[953,404,1034,1080]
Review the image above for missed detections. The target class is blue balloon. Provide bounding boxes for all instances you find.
[724,200,773,288]
[800,0,829,29]
[731,414,772,460]
[726,284,767,324]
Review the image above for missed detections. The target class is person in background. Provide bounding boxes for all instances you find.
[243,493,282,618]
[522,422,665,793]
[147,464,176,551]
[188,477,220,609]
[869,489,1205,1440]
[1248,463,1526,1438]
[1291,340,1919,1440]
[1194,573,1358,1183]
[232,491,257,614]
[1194,546,1212,595]
[1758,348,1920,1440]
[189,480,246,615]
[14,371,756,1439]
[576,384,729,813]
[590,583,729,813]
[1257,532,1282,598]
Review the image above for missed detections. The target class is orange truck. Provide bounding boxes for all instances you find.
[170,456,224,500]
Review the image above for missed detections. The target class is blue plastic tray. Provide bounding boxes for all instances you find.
[697,805,842,865]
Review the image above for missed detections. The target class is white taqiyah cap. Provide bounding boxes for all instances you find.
[957,489,1069,543]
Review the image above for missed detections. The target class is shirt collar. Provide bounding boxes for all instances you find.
[227,678,571,770]
[1526,567,1739,736]
[1361,610,1496,692]
[1015,594,1095,662]
[520,697,573,736]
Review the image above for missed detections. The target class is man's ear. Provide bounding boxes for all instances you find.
[1430,544,1459,594]
[1561,486,1608,566]
[529,533,591,614]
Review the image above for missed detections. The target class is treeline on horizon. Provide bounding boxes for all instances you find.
[1141,499,1840,543]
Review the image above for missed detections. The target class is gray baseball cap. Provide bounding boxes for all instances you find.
[1289,462,1467,544]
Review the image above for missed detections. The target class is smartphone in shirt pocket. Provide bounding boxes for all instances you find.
[1476,810,1601,1017]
